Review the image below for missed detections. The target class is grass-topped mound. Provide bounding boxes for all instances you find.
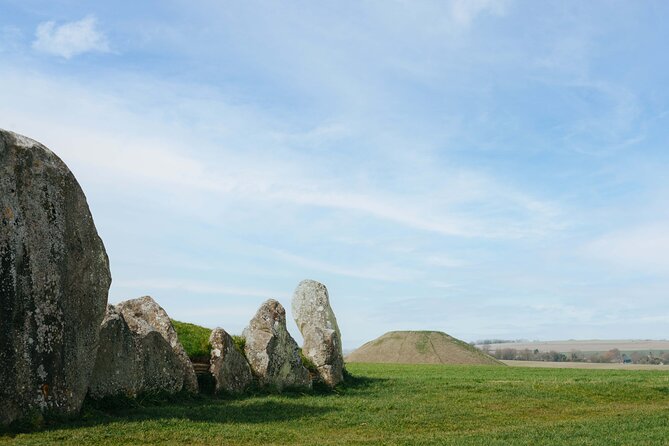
[346,330,503,366]
[171,320,212,361]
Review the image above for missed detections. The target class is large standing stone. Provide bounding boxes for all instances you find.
[88,305,184,398]
[115,296,198,393]
[292,279,344,387]
[0,130,111,425]
[243,299,311,391]
[209,328,253,394]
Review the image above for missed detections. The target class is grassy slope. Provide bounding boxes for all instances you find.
[347,330,502,365]
[171,320,212,360]
[3,363,669,445]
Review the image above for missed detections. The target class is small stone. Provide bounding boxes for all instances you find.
[88,305,184,398]
[115,296,198,393]
[208,328,253,394]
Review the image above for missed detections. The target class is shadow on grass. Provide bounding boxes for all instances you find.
[1,397,334,436]
[1,372,388,436]
[87,398,333,424]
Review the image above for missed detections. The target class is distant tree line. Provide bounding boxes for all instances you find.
[478,346,669,365]
[474,339,529,345]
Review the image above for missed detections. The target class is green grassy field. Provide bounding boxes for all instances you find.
[2,363,668,445]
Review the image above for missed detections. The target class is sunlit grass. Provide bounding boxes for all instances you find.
[2,363,668,445]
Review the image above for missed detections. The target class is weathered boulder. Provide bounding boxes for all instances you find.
[88,305,184,398]
[115,296,198,393]
[137,331,185,394]
[292,279,344,387]
[88,306,140,398]
[209,328,253,394]
[243,299,311,391]
[0,130,111,425]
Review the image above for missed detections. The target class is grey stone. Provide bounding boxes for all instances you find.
[115,296,198,393]
[243,299,311,391]
[292,279,344,387]
[138,331,185,394]
[88,306,141,398]
[88,305,184,398]
[0,130,111,425]
[209,328,253,394]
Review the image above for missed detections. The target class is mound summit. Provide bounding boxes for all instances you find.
[346,331,503,366]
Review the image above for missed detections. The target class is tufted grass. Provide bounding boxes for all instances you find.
[2,363,669,445]
[170,320,212,361]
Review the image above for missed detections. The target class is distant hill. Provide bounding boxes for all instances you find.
[346,331,503,365]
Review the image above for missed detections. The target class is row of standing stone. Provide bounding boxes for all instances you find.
[89,280,344,399]
[0,129,343,426]
[211,279,344,394]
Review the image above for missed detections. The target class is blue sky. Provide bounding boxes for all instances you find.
[2,1,669,348]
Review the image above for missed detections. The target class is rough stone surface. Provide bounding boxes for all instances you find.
[0,130,111,425]
[292,279,344,387]
[243,299,311,391]
[88,306,140,398]
[137,331,185,394]
[209,328,253,394]
[88,305,184,398]
[115,296,198,393]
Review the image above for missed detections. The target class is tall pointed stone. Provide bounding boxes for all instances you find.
[0,130,111,425]
[292,279,344,387]
[243,299,311,391]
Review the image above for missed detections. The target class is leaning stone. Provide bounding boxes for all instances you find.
[209,328,253,394]
[292,279,344,387]
[88,305,184,398]
[0,130,111,425]
[115,296,198,393]
[243,299,311,391]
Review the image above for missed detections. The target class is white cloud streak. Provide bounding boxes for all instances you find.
[33,15,109,59]
[583,224,669,274]
[113,278,282,299]
[0,68,562,241]
[269,249,422,282]
[450,0,509,27]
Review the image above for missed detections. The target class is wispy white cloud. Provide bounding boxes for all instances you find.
[583,223,669,274]
[0,68,562,241]
[269,248,422,282]
[113,278,282,299]
[0,25,23,53]
[450,0,509,27]
[428,280,457,289]
[425,255,466,268]
[33,15,109,59]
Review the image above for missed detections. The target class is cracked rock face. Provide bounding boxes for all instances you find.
[292,279,344,387]
[88,305,184,399]
[243,299,311,391]
[0,129,111,425]
[115,296,198,393]
[209,328,252,394]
